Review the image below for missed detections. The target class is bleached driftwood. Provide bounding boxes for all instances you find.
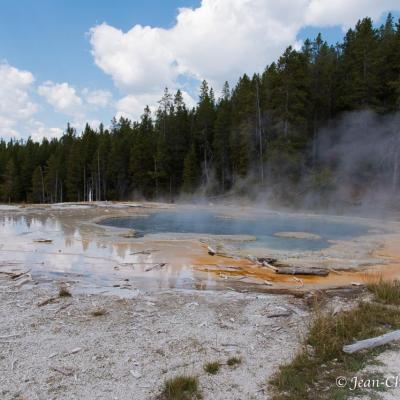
[292,276,304,288]
[253,257,329,276]
[262,262,278,272]
[0,270,30,279]
[14,277,32,287]
[144,263,166,272]
[208,246,216,256]
[343,330,400,354]
[50,365,74,376]
[38,297,57,307]
[275,266,329,276]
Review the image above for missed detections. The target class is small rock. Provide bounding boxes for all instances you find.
[69,347,82,355]
[130,370,142,379]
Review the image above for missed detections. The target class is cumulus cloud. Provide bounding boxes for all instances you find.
[90,0,400,86]
[0,62,38,137]
[116,89,196,121]
[116,93,159,121]
[82,89,113,108]
[0,63,106,140]
[90,0,400,117]
[29,121,64,142]
[305,0,400,28]
[38,81,83,117]
[90,23,176,92]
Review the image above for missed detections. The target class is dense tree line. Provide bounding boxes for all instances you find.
[1,15,400,205]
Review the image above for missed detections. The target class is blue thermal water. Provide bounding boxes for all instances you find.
[100,210,368,251]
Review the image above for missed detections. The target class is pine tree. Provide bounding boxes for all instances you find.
[195,81,216,185]
[213,82,232,190]
[45,154,60,203]
[339,18,380,110]
[1,159,18,203]
[182,145,199,193]
[130,107,155,197]
[31,165,45,203]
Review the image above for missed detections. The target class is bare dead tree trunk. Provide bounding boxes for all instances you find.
[83,166,86,202]
[284,88,289,136]
[55,170,58,203]
[255,80,264,183]
[40,166,45,204]
[393,145,400,193]
[203,137,209,184]
[312,112,318,167]
[97,150,101,201]
[154,157,158,198]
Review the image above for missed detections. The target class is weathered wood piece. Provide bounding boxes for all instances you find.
[34,239,53,243]
[257,257,278,265]
[254,257,329,276]
[343,330,400,354]
[274,266,329,276]
[144,263,166,272]
[208,246,216,256]
[50,365,74,376]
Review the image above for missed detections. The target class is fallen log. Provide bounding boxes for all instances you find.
[267,310,291,318]
[208,246,216,256]
[144,263,166,272]
[274,265,329,277]
[257,257,278,265]
[262,262,278,272]
[254,257,329,276]
[50,365,74,376]
[38,297,58,307]
[343,330,400,354]
[0,271,27,279]
[14,277,32,287]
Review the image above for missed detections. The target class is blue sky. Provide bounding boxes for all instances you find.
[0,0,399,141]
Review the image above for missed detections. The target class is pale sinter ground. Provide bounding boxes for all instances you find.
[1,202,400,399]
[0,281,309,400]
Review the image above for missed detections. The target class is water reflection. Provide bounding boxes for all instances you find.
[0,211,375,294]
[0,214,229,293]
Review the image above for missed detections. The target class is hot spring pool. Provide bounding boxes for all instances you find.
[100,210,369,251]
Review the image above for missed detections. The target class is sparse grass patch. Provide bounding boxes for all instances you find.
[159,375,201,400]
[227,356,242,367]
[204,361,220,374]
[90,307,107,317]
[367,278,400,305]
[269,280,400,400]
[58,284,71,297]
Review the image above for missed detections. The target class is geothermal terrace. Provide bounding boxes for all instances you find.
[0,202,400,399]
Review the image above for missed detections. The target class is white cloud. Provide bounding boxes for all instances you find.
[305,0,400,28]
[29,121,64,142]
[0,62,38,138]
[90,23,176,92]
[38,81,83,117]
[90,0,400,116]
[82,89,113,108]
[0,62,113,140]
[0,116,19,138]
[115,89,196,121]
[116,93,159,121]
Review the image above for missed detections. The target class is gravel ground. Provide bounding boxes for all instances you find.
[0,277,309,400]
[352,345,400,400]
